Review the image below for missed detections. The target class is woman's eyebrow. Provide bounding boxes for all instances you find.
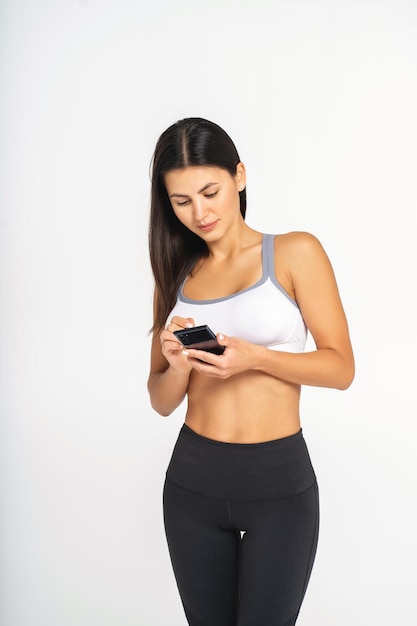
[170,182,219,198]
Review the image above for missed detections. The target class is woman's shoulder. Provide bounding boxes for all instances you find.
[271,231,334,288]
[272,230,332,273]
[273,231,325,258]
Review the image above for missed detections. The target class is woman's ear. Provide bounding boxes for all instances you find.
[235,162,246,191]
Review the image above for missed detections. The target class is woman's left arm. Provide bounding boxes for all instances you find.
[185,233,355,390]
[253,231,355,389]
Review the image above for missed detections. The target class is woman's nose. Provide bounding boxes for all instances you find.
[192,199,208,221]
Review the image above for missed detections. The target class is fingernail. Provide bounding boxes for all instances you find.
[219,333,224,340]
[182,350,189,356]
[185,322,193,328]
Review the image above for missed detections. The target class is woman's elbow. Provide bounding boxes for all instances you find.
[148,390,175,417]
[152,404,173,417]
[148,386,180,416]
[336,358,355,390]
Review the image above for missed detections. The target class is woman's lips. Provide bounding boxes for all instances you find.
[198,220,218,232]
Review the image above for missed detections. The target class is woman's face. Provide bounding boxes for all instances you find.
[164,164,246,241]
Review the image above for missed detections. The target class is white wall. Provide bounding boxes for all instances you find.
[1,1,416,624]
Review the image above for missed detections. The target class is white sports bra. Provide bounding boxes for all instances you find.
[167,233,307,353]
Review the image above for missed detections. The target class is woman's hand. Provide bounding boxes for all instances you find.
[148,314,197,416]
[159,316,196,374]
[183,333,262,379]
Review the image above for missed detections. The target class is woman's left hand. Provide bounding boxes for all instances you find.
[183,333,262,379]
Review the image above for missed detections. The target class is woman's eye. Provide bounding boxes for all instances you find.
[205,192,218,199]
[176,200,190,206]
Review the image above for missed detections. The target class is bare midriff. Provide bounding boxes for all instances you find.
[184,368,301,443]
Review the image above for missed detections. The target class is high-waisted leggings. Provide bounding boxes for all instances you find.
[163,424,319,626]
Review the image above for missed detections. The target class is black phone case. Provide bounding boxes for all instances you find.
[174,325,225,355]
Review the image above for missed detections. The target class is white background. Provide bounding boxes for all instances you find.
[1,1,416,624]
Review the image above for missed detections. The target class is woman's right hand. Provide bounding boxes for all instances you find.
[148,315,196,416]
[159,316,195,373]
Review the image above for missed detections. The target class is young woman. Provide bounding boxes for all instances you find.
[147,118,354,626]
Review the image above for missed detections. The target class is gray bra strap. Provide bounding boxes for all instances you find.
[263,233,300,308]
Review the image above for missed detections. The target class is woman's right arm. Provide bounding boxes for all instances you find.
[147,289,194,416]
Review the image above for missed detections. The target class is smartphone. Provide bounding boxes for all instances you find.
[174,325,225,355]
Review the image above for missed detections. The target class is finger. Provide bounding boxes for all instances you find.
[185,349,218,365]
[162,340,185,357]
[216,332,228,347]
[166,340,184,351]
[185,352,226,378]
[169,316,195,330]
[160,330,171,344]
[159,330,181,351]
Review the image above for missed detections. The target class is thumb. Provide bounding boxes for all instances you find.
[217,332,228,346]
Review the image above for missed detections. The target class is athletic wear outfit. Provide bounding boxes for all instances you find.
[163,234,319,625]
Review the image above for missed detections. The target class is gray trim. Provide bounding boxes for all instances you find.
[179,233,299,310]
[264,234,300,309]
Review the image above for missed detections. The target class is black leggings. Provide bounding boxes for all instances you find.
[163,424,319,626]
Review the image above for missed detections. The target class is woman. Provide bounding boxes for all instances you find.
[147,117,354,626]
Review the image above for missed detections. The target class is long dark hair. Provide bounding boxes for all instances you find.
[149,117,246,332]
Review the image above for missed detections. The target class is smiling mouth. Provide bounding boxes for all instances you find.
[198,220,218,231]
